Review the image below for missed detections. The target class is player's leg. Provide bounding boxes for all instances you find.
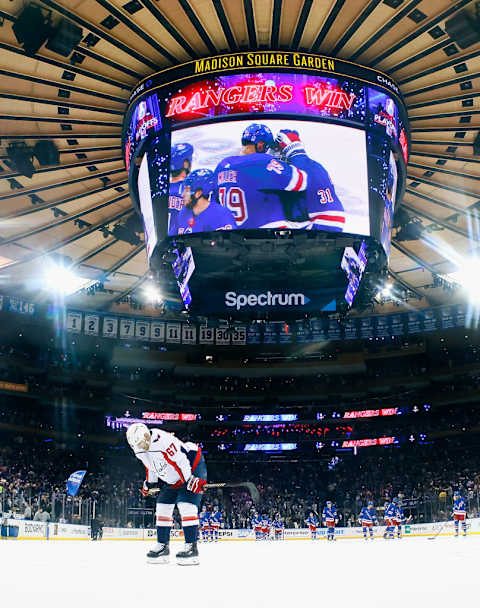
[175,455,206,565]
[454,515,459,537]
[148,499,175,564]
[397,523,402,538]
[362,525,368,540]
[462,515,467,536]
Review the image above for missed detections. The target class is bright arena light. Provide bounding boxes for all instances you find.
[447,257,480,304]
[143,283,163,304]
[381,283,393,297]
[44,261,95,296]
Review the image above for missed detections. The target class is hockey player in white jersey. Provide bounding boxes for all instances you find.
[126,423,207,565]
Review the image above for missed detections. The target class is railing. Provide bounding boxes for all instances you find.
[1,488,478,529]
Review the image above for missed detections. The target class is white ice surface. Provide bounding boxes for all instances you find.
[3,536,478,608]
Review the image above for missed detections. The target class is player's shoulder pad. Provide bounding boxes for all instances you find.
[151,428,175,448]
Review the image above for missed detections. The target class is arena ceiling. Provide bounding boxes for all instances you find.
[0,0,479,315]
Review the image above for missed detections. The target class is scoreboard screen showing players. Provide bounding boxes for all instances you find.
[123,52,409,312]
[169,119,369,237]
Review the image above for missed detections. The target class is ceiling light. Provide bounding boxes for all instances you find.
[44,259,95,296]
[143,283,162,304]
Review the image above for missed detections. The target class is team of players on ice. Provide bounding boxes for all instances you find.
[125,423,469,567]
[168,123,346,236]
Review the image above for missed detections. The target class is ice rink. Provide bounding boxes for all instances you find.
[3,535,478,608]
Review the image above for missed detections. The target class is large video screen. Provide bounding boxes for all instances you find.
[168,119,369,237]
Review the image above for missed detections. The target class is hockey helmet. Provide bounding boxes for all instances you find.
[241,123,274,152]
[392,497,399,504]
[454,490,460,497]
[126,422,151,451]
[183,169,215,205]
[326,500,332,506]
[367,501,374,507]
[171,142,193,172]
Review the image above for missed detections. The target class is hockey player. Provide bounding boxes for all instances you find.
[275,129,345,232]
[176,168,236,235]
[199,505,210,543]
[322,501,338,541]
[453,490,467,537]
[126,422,207,566]
[261,513,271,540]
[211,505,222,542]
[305,512,319,540]
[358,501,377,540]
[392,497,405,539]
[383,500,396,540]
[273,515,284,540]
[213,123,309,230]
[169,142,193,235]
[252,511,263,541]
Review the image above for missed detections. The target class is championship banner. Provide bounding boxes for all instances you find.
[278,323,293,344]
[390,313,405,336]
[263,323,278,344]
[441,306,455,330]
[66,311,82,334]
[359,317,374,339]
[247,324,261,344]
[375,316,390,338]
[5,296,35,315]
[344,318,358,340]
[311,319,328,342]
[84,314,100,336]
[295,321,309,344]
[422,309,437,333]
[66,470,86,497]
[327,319,342,341]
[407,311,421,334]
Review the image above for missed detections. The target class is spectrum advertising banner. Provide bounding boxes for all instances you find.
[198,288,337,314]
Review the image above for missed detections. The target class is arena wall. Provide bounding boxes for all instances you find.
[2,518,479,541]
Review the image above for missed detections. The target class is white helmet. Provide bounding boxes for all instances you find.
[126,423,151,451]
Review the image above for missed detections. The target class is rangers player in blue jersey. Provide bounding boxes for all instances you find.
[359,501,377,540]
[392,497,406,539]
[199,505,210,542]
[305,512,320,540]
[383,500,396,539]
[252,511,263,541]
[214,123,309,230]
[275,129,345,232]
[322,501,338,541]
[176,168,236,235]
[169,143,193,235]
[273,515,284,540]
[453,491,467,537]
[210,505,222,542]
[261,513,271,540]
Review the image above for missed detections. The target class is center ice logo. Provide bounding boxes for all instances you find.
[225,291,310,310]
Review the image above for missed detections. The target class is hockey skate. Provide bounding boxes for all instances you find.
[147,542,170,564]
[176,541,200,566]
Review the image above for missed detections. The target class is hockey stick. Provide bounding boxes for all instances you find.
[428,521,447,540]
[145,481,260,502]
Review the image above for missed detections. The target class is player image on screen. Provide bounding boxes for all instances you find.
[169,119,369,236]
[213,123,309,230]
[175,168,236,235]
[169,143,193,235]
[275,129,345,232]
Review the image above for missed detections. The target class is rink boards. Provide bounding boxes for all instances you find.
[2,518,479,541]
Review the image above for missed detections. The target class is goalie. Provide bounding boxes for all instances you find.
[126,423,207,565]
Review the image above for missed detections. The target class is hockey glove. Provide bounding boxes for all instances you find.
[275,130,305,160]
[186,475,207,494]
[141,481,150,498]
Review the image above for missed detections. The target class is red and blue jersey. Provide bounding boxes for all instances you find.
[287,154,345,232]
[252,515,263,529]
[394,505,405,523]
[384,503,396,519]
[454,496,466,515]
[359,506,377,525]
[176,201,236,234]
[305,515,319,529]
[214,153,308,230]
[211,510,223,527]
[322,505,337,522]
